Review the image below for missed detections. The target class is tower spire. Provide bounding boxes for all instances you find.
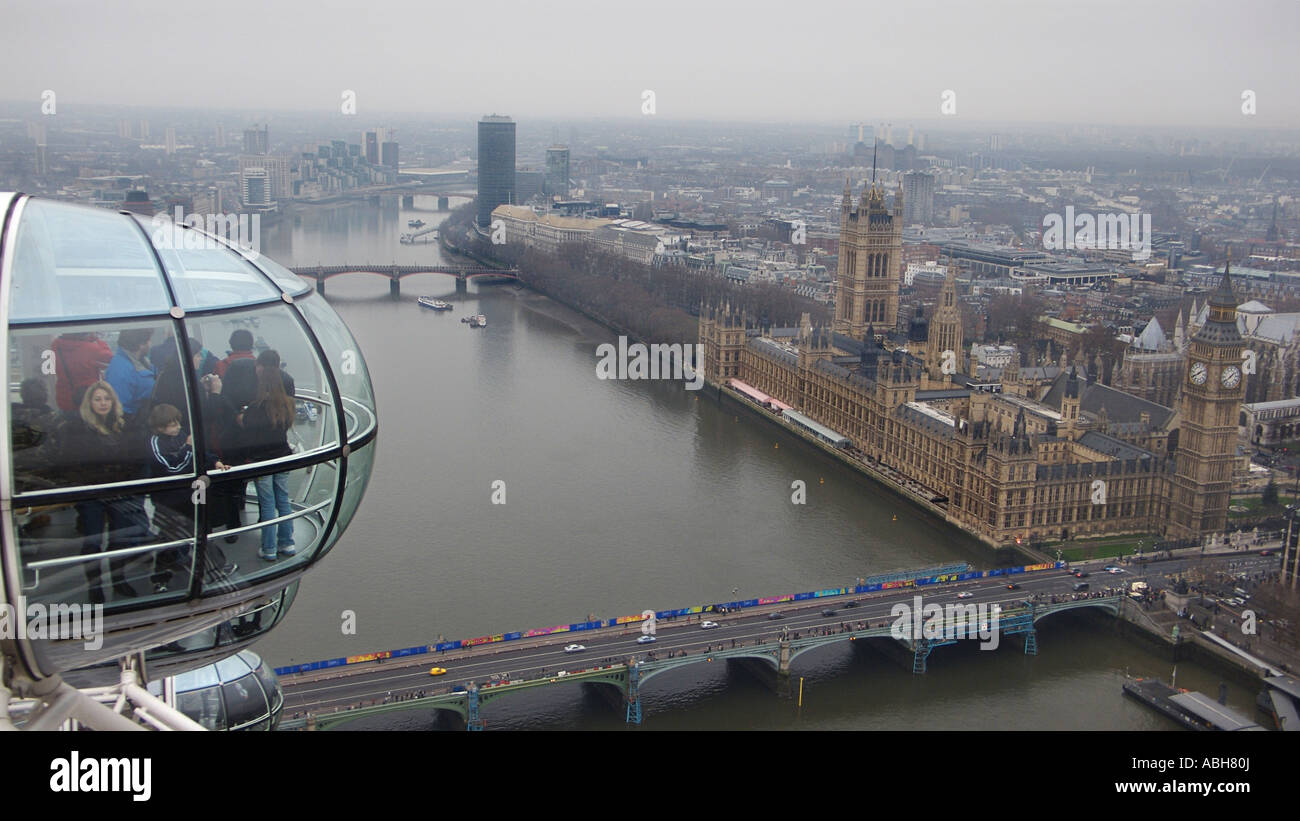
[1210,248,1236,309]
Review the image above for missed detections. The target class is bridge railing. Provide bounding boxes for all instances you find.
[274,560,1067,676]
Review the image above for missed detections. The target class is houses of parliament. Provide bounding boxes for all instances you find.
[699,181,1244,549]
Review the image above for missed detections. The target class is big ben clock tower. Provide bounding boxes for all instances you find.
[1170,257,1244,539]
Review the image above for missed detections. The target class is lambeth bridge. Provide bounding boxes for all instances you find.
[289,264,519,296]
[276,560,1142,730]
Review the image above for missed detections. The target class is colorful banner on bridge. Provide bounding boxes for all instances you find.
[346,650,391,664]
[273,561,1071,676]
[463,634,505,648]
[525,624,571,637]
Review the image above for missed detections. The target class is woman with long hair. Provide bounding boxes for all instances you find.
[63,380,149,602]
[237,352,297,561]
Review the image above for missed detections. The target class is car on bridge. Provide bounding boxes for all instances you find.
[1104,565,1125,573]
[428,667,447,676]
[700,621,720,629]
[957,592,974,599]
[1006,583,1021,590]
[1074,571,1089,578]
[843,601,861,608]
[564,644,586,654]
[636,635,656,644]
[767,612,786,620]
[821,608,837,617]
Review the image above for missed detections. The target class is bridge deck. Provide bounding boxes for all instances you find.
[279,590,1126,729]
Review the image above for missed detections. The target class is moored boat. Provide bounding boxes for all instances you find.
[418,296,453,311]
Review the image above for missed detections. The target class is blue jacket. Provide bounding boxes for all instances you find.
[105,349,156,417]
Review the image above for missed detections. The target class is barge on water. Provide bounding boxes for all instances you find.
[1122,678,1264,731]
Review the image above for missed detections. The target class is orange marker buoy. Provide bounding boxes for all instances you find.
[819,478,824,484]
[774,443,779,449]
[892,514,897,521]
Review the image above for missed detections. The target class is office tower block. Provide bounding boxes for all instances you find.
[477,115,516,227]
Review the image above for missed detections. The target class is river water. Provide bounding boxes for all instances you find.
[249,196,1264,730]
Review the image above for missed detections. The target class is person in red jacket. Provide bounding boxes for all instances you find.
[214,329,255,378]
[51,332,113,413]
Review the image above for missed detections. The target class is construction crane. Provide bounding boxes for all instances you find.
[1219,156,1235,184]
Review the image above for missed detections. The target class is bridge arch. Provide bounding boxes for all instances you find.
[638,650,779,686]
[476,675,627,711]
[1032,597,1122,623]
[309,699,469,731]
[786,633,894,666]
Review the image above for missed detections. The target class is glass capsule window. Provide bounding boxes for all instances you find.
[246,253,313,298]
[148,649,283,731]
[149,228,282,310]
[8,320,193,495]
[182,301,341,468]
[7,199,173,323]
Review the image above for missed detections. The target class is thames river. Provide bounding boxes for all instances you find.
[250,196,1262,730]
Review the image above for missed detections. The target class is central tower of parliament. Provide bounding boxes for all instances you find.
[701,182,1241,549]
[833,180,903,340]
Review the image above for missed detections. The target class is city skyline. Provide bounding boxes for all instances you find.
[3,0,1299,129]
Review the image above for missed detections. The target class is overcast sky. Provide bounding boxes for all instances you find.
[3,0,1297,128]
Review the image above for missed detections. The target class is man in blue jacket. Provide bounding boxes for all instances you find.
[105,328,157,421]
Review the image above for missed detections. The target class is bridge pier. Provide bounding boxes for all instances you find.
[438,196,449,211]
[466,686,484,731]
[401,195,415,209]
[455,275,468,293]
[996,603,1040,656]
[875,635,953,675]
[315,274,326,296]
[911,639,933,674]
[1023,629,1038,655]
[390,277,401,298]
[626,663,643,725]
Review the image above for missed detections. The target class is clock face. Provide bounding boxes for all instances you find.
[1189,362,1208,385]
[1221,365,1241,388]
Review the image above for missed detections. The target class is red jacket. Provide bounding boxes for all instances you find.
[51,334,113,412]
[215,350,255,378]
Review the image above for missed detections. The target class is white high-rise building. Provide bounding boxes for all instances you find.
[240,155,289,200]
[903,171,935,225]
[240,167,272,207]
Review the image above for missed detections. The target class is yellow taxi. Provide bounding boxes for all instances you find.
[429,667,447,676]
